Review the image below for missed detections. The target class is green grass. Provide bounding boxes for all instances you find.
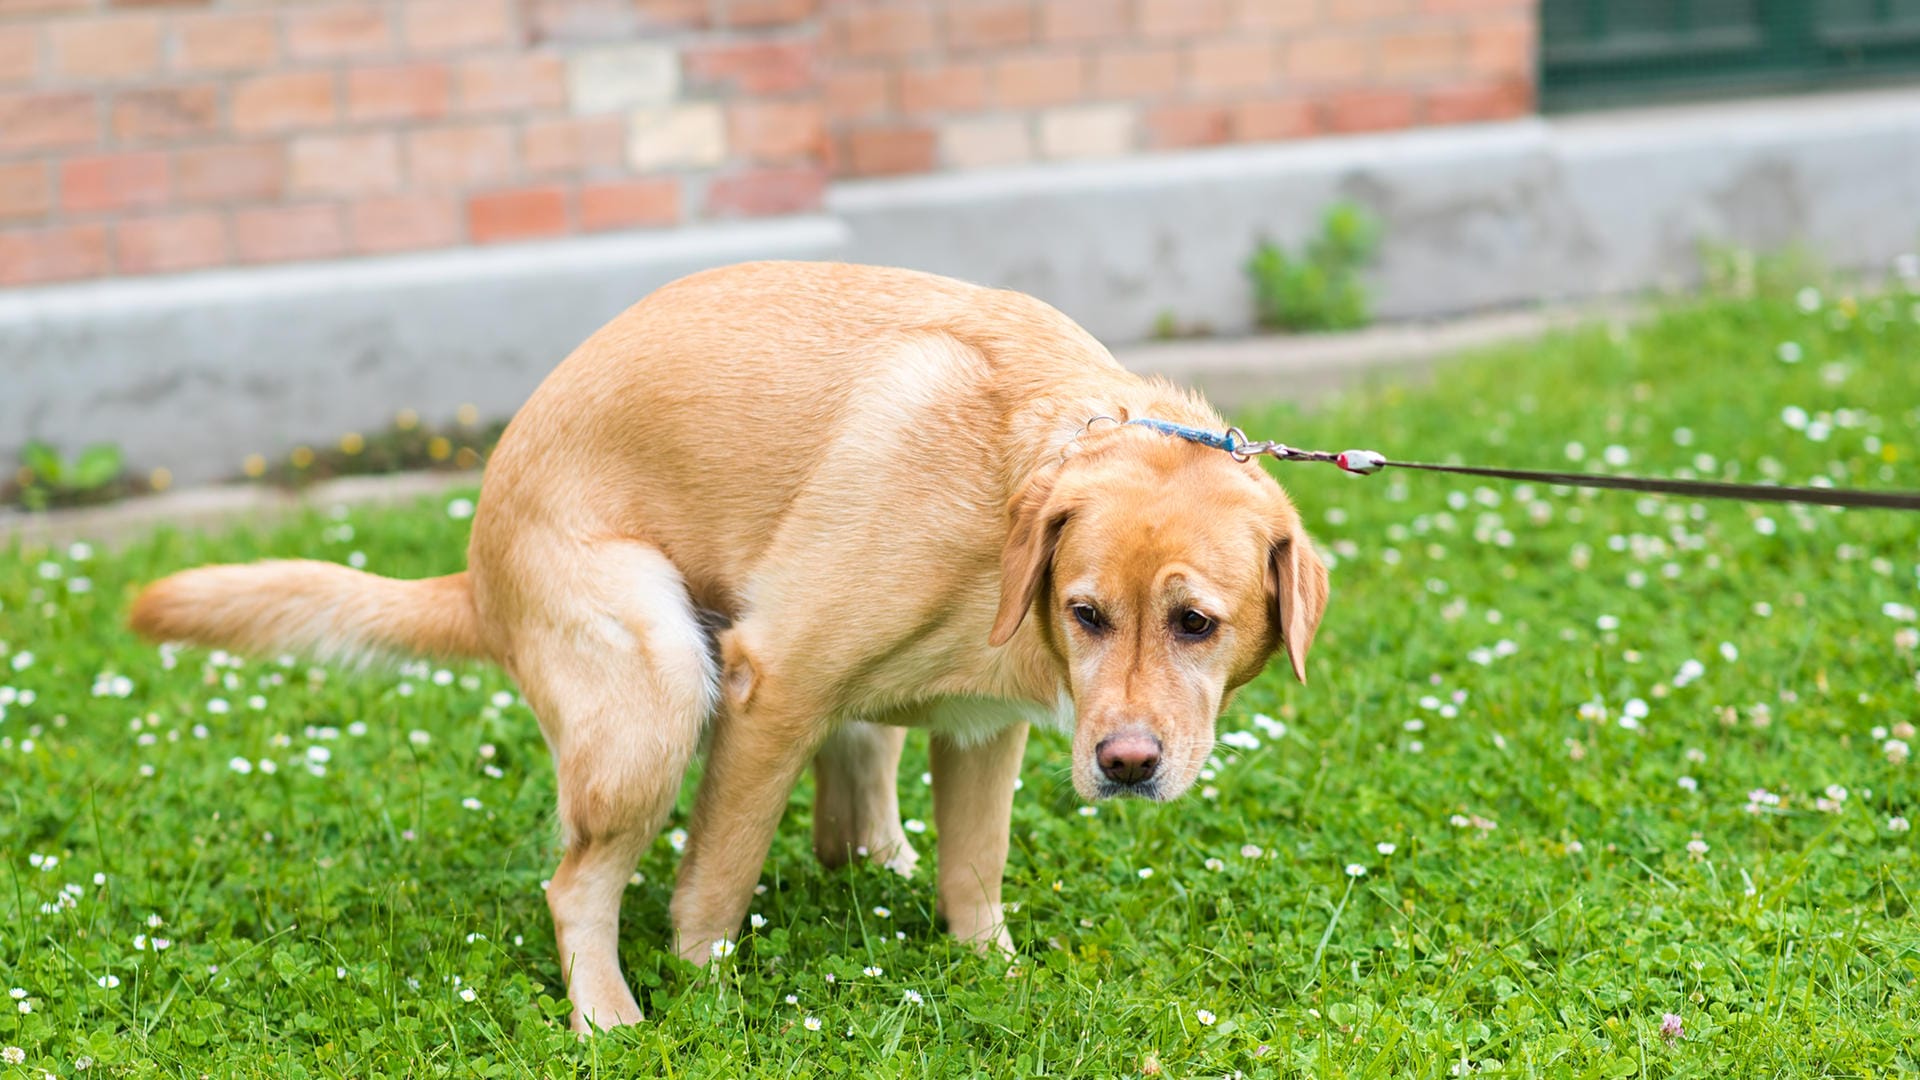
[3,279,1918,1078]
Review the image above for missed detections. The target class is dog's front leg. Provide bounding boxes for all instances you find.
[670,674,828,964]
[930,721,1029,954]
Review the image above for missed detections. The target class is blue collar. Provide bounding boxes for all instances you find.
[1125,418,1242,454]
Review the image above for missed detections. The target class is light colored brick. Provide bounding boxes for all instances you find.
[112,86,219,144]
[290,132,401,196]
[406,123,516,188]
[0,27,38,85]
[349,192,461,253]
[521,115,625,175]
[1138,0,1228,38]
[233,203,345,264]
[232,71,338,133]
[347,63,450,122]
[458,54,566,113]
[0,91,98,153]
[627,103,726,170]
[51,17,161,82]
[945,2,1032,50]
[1093,48,1181,98]
[728,100,824,163]
[175,13,278,73]
[60,151,169,213]
[993,52,1084,108]
[578,177,677,230]
[0,160,50,221]
[467,184,568,243]
[1039,104,1133,160]
[173,142,285,203]
[403,0,514,53]
[705,166,822,216]
[567,43,676,115]
[1188,40,1278,94]
[286,4,392,61]
[939,116,1029,169]
[0,223,109,286]
[899,62,986,113]
[1042,0,1128,42]
[844,125,935,176]
[115,211,227,274]
[524,0,641,40]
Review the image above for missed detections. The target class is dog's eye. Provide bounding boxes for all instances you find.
[1070,603,1106,632]
[1176,609,1215,638]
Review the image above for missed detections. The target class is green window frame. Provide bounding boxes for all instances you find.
[1541,1,1920,111]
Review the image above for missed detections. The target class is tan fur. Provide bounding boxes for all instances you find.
[127,261,1328,1032]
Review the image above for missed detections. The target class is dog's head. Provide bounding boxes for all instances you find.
[989,425,1328,802]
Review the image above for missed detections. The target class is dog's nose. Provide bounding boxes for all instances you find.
[1096,732,1162,785]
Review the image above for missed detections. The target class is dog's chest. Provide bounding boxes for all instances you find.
[863,691,1074,747]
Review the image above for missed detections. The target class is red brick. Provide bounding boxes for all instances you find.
[838,6,935,58]
[844,126,935,176]
[721,0,815,27]
[899,62,986,113]
[467,184,568,243]
[727,100,824,163]
[1144,104,1229,149]
[0,27,37,85]
[992,52,1084,108]
[684,40,816,96]
[349,192,461,253]
[0,0,90,13]
[1467,16,1533,80]
[173,142,285,203]
[286,4,392,61]
[578,177,676,230]
[60,151,169,213]
[1323,88,1416,133]
[233,203,344,263]
[634,0,706,28]
[0,91,98,154]
[521,115,624,176]
[0,224,108,286]
[1424,77,1529,123]
[1092,47,1181,98]
[1285,33,1373,83]
[112,86,219,143]
[1188,40,1278,94]
[50,17,161,82]
[232,71,337,133]
[115,211,226,274]
[945,2,1032,50]
[1326,0,1412,21]
[403,0,515,53]
[290,132,401,196]
[706,165,823,217]
[1041,0,1126,42]
[175,13,278,73]
[823,69,890,121]
[0,161,50,221]
[1422,0,1530,10]
[1138,0,1227,38]
[523,0,639,41]
[1379,28,1460,78]
[1232,97,1316,140]
[406,123,515,188]
[347,63,451,122]
[107,0,213,7]
[1235,0,1316,30]
[455,54,566,113]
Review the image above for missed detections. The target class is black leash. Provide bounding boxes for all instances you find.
[1118,418,1920,512]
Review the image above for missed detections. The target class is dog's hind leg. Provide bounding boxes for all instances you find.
[504,541,715,1033]
[811,721,918,877]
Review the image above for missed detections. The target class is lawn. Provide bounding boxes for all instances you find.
[2,273,1917,1078]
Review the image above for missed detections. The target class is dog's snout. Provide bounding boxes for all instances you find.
[1095,732,1162,785]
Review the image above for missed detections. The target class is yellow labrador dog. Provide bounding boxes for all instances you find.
[129,261,1328,1032]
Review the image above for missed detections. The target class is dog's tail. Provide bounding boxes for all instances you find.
[129,561,489,666]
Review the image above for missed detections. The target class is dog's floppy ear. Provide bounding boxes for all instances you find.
[1268,529,1330,684]
[989,470,1074,647]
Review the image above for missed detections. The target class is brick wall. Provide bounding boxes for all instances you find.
[0,0,1534,286]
